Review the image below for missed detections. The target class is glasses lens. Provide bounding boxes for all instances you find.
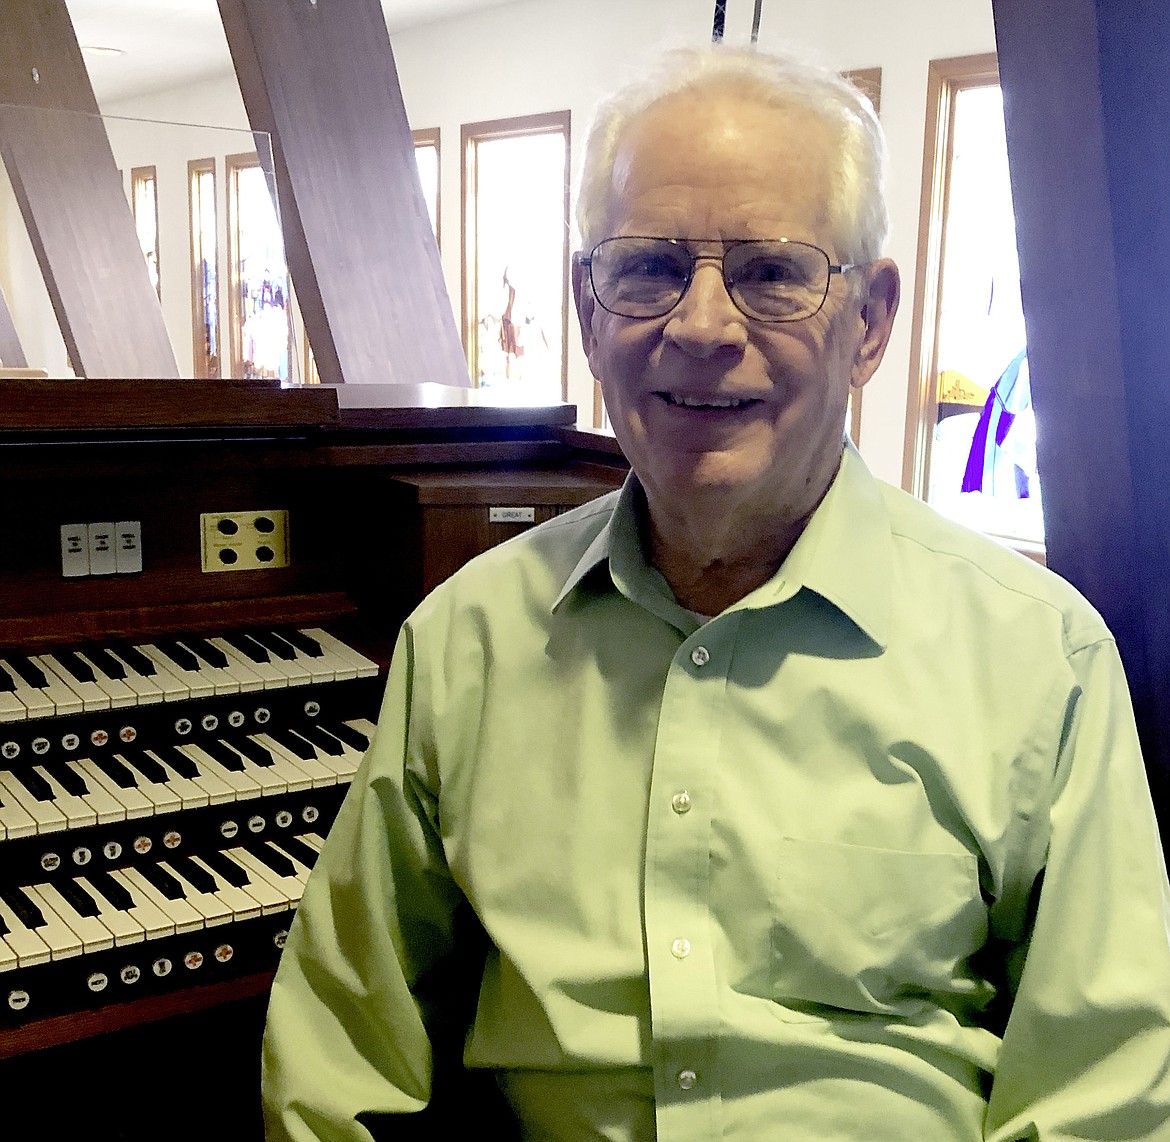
[591,238,691,317]
[724,241,830,321]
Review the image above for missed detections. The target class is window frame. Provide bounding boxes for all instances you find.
[412,126,441,251]
[461,110,571,401]
[131,164,161,301]
[187,156,220,379]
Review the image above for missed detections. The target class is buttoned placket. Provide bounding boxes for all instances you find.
[643,619,736,1140]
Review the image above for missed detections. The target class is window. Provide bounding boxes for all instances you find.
[905,55,1041,549]
[462,112,570,402]
[188,158,220,378]
[131,165,160,299]
[413,127,440,248]
[226,152,292,381]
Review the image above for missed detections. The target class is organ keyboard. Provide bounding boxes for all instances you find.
[0,625,383,1030]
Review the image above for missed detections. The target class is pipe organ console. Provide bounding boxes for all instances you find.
[0,380,626,1134]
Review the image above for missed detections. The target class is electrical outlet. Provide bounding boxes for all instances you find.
[200,509,290,572]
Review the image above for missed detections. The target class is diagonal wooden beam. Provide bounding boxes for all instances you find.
[0,0,177,378]
[216,0,468,387]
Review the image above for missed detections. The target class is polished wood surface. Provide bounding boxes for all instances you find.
[992,0,1170,831]
[216,0,468,389]
[0,1,178,379]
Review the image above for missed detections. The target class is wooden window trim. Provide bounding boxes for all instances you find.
[412,126,441,251]
[461,110,571,402]
[224,151,256,378]
[187,157,219,379]
[902,53,1001,497]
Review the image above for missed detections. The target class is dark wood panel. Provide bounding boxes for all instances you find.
[216,0,468,388]
[0,1,178,378]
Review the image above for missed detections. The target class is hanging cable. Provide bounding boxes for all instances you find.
[751,0,763,41]
[712,0,727,41]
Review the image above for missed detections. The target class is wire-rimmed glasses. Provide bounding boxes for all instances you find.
[581,236,861,323]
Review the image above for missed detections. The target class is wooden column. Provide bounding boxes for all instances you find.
[992,0,1170,833]
[216,0,469,388]
[0,0,177,377]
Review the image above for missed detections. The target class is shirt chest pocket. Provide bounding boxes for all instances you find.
[771,837,989,1022]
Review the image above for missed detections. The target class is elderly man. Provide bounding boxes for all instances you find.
[262,44,1170,1141]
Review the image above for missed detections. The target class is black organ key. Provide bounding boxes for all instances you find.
[172,856,217,895]
[44,760,89,798]
[231,736,276,768]
[324,720,370,751]
[7,655,48,689]
[199,738,246,772]
[247,841,297,879]
[156,638,200,673]
[157,745,200,780]
[84,644,127,681]
[58,878,102,919]
[300,724,345,757]
[0,885,46,929]
[139,863,185,901]
[0,907,8,937]
[87,870,134,911]
[123,748,170,786]
[201,849,250,888]
[0,663,15,693]
[249,630,298,661]
[12,767,55,802]
[267,728,317,761]
[93,753,139,790]
[184,636,230,669]
[223,632,270,664]
[54,649,96,685]
[281,836,320,868]
[111,642,157,677]
[279,628,323,657]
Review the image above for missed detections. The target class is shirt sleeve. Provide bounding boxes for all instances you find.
[261,623,494,1141]
[985,635,1170,1140]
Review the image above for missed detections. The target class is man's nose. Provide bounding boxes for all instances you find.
[663,261,748,356]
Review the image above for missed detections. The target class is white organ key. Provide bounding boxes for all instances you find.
[255,732,338,788]
[62,759,126,825]
[111,752,183,815]
[37,654,110,712]
[128,748,208,811]
[31,765,98,829]
[268,840,314,888]
[162,746,236,806]
[215,739,288,795]
[299,832,326,852]
[0,658,75,718]
[7,885,82,959]
[0,896,52,967]
[212,849,287,915]
[73,650,137,709]
[226,845,304,907]
[0,770,67,833]
[187,855,262,923]
[303,628,380,677]
[0,687,28,723]
[121,646,190,702]
[0,929,17,971]
[273,634,337,684]
[171,639,241,696]
[99,648,165,704]
[236,737,308,794]
[75,876,144,945]
[158,861,233,927]
[27,883,114,955]
[136,645,214,700]
[119,866,204,935]
[0,785,35,839]
[199,640,265,692]
[106,869,175,939]
[180,742,263,799]
[74,757,154,820]
[214,637,288,689]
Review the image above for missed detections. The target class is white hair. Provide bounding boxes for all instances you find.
[575,43,888,265]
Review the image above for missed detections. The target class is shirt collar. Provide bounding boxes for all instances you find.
[553,440,892,649]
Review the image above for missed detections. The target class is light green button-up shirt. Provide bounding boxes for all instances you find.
[263,445,1170,1141]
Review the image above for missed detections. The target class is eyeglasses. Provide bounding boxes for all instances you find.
[581,236,862,323]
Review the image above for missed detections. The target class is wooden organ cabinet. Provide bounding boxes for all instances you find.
[0,379,627,1137]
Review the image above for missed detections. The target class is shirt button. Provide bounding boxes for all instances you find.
[671,790,692,815]
[677,1068,698,1090]
[671,937,691,959]
[690,646,710,667]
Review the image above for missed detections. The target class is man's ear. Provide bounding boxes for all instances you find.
[851,258,900,390]
[571,252,600,374]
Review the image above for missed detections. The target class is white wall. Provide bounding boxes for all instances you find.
[4,0,998,486]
